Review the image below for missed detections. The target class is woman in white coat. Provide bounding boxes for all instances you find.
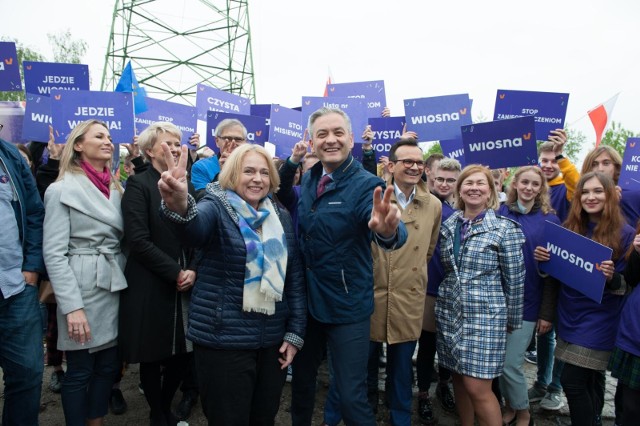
[43,119,127,426]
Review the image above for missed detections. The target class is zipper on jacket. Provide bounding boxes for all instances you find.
[341,269,349,293]
[0,156,24,249]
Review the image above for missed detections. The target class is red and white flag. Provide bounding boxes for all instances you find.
[322,68,334,97]
[588,93,619,147]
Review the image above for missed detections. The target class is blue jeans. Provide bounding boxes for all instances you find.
[291,316,375,426]
[62,346,120,425]
[0,284,44,426]
[500,320,536,410]
[535,325,563,393]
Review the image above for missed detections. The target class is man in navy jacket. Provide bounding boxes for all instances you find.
[0,138,46,426]
[290,108,407,426]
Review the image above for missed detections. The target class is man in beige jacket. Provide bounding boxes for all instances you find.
[369,139,442,426]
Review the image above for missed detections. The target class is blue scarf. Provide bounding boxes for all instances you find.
[226,190,288,315]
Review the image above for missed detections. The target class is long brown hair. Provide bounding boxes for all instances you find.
[564,172,626,260]
[506,166,555,214]
[580,145,622,184]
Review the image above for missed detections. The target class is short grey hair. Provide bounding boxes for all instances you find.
[308,107,352,137]
[436,158,462,173]
[137,122,183,161]
[215,118,248,138]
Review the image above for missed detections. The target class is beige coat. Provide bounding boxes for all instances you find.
[370,180,441,344]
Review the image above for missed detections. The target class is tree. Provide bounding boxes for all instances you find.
[0,38,45,101]
[599,121,637,158]
[48,30,87,64]
[423,142,443,159]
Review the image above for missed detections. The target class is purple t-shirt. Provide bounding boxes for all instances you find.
[557,222,635,351]
[549,183,570,224]
[498,205,561,322]
[427,201,456,297]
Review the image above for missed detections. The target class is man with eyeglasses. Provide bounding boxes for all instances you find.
[190,118,248,195]
[416,157,461,424]
[365,138,442,425]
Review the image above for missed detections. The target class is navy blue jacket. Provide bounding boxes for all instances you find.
[0,139,45,274]
[163,183,306,350]
[298,155,408,324]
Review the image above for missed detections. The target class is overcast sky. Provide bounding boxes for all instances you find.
[3,0,639,154]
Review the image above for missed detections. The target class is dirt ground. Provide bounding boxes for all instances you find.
[1,360,609,425]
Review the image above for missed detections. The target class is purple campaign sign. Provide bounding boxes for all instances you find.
[0,42,22,91]
[540,220,612,304]
[404,94,472,141]
[461,115,537,168]
[195,84,250,120]
[206,111,267,149]
[250,104,272,119]
[327,80,386,118]
[50,90,135,143]
[440,137,466,167]
[619,137,640,190]
[0,102,26,143]
[269,105,302,158]
[135,97,197,146]
[493,89,569,141]
[23,61,90,97]
[22,93,52,142]
[368,116,405,160]
[301,96,368,143]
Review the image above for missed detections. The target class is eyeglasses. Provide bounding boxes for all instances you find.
[394,159,426,169]
[434,177,457,184]
[218,136,246,144]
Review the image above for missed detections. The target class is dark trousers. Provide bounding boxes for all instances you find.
[0,285,44,426]
[46,302,64,367]
[179,352,198,394]
[194,344,286,425]
[62,346,120,425]
[291,316,375,426]
[140,353,189,420]
[416,329,451,392]
[561,363,606,426]
[620,382,640,425]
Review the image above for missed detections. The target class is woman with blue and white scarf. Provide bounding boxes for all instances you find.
[159,143,307,425]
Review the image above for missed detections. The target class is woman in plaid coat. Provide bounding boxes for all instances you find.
[435,165,526,426]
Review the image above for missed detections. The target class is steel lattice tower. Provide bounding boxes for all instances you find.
[101,0,255,105]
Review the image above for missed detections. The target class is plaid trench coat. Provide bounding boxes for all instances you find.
[435,208,525,379]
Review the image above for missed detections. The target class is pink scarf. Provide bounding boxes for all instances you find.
[80,161,111,199]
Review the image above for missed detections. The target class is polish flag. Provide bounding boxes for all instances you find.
[588,93,619,147]
[323,68,334,97]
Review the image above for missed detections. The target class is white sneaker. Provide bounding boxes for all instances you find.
[539,391,564,411]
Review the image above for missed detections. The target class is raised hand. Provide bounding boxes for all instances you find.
[400,123,418,141]
[158,143,189,215]
[548,129,567,154]
[361,125,374,142]
[381,106,391,117]
[47,126,64,160]
[368,186,401,239]
[291,130,309,163]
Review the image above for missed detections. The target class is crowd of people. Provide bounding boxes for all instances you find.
[0,106,639,426]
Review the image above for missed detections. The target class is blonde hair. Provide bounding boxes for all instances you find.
[218,144,280,194]
[454,164,499,211]
[137,122,182,161]
[506,166,555,214]
[57,120,122,193]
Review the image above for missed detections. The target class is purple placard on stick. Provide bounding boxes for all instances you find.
[327,80,386,118]
[250,104,272,119]
[368,116,405,160]
[493,89,569,141]
[206,111,267,149]
[440,137,466,167]
[0,42,22,91]
[195,84,250,120]
[135,97,197,146]
[540,220,612,303]
[0,102,26,143]
[22,93,52,142]
[50,90,135,143]
[404,94,472,141]
[619,137,640,190]
[268,105,303,158]
[23,61,90,97]
[301,96,368,143]
[461,116,537,168]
